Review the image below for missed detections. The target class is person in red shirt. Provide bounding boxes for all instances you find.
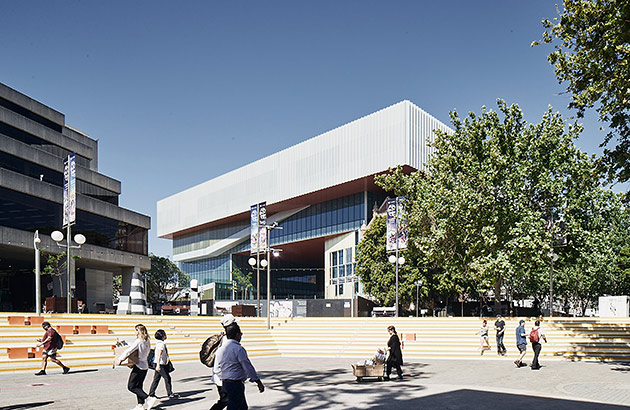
[35,321,69,375]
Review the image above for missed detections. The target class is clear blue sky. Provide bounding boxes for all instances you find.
[0,1,613,258]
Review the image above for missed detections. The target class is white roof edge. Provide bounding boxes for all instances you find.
[157,101,450,237]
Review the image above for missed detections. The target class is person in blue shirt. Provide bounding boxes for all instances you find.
[514,319,528,367]
[219,322,264,409]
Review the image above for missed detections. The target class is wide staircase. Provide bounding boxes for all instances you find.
[2,313,630,374]
[269,316,630,362]
[0,312,277,374]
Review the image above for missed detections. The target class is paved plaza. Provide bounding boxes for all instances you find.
[1,356,630,409]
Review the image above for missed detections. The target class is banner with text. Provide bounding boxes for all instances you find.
[63,153,76,227]
[386,196,408,251]
[386,198,397,252]
[396,196,408,250]
[250,202,267,253]
[258,202,267,251]
[250,204,259,254]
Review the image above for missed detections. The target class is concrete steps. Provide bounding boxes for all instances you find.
[2,313,630,374]
[0,312,278,374]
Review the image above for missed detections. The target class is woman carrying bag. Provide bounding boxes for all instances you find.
[148,329,179,400]
[117,324,157,410]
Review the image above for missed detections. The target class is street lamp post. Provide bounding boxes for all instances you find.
[51,229,86,313]
[248,255,261,317]
[34,231,41,316]
[265,223,282,329]
[414,280,423,317]
[549,251,558,317]
[388,254,405,316]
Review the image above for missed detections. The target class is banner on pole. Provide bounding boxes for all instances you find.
[250,204,259,254]
[258,202,267,251]
[396,196,408,250]
[250,202,267,253]
[386,196,408,251]
[63,153,76,227]
[386,198,397,252]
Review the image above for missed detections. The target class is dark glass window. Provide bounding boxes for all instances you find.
[0,124,91,168]
[0,150,118,204]
[0,187,147,255]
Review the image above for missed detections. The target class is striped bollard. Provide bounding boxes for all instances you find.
[130,270,146,315]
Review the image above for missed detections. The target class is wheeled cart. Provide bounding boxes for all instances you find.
[351,363,384,382]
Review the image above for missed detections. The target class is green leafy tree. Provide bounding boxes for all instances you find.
[142,253,189,304]
[552,187,627,314]
[232,267,253,300]
[40,251,80,297]
[535,0,630,186]
[375,100,622,311]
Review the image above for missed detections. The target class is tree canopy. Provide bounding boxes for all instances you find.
[358,100,628,312]
[142,253,189,304]
[536,0,630,187]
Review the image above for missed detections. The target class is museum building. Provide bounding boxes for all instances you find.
[157,101,450,301]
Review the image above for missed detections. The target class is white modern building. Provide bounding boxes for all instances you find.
[157,101,450,300]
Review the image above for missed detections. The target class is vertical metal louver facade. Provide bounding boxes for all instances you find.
[158,100,451,238]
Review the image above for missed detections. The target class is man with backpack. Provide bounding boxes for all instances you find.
[219,319,264,409]
[35,321,69,375]
[207,314,233,410]
[529,320,547,370]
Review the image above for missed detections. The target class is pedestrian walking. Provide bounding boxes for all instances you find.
[209,314,234,410]
[494,315,507,355]
[514,319,528,367]
[529,320,548,370]
[385,325,403,380]
[219,321,264,409]
[116,324,157,410]
[34,321,69,375]
[478,320,491,355]
[148,329,179,401]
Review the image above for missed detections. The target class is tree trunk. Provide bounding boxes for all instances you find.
[493,274,503,315]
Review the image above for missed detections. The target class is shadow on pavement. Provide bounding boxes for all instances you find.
[371,389,630,410]
[257,365,628,410]
[178,374,213,384]
[170,388,207,398]
[65,369,99,375]
[0,401,55,409]
[598,361,630,373]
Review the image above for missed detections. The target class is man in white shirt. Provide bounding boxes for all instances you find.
[219,322,264,409]
[210,315,233,410]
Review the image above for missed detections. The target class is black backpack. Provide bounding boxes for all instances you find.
[55,330,64,350]
[148,348,156,369]
[199,332,224,368]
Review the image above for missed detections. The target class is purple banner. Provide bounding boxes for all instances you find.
[397,196,408,250]
[250,204,259,254]
[258,202,267,251]
[63,153,76,227]
[386,198,397,252]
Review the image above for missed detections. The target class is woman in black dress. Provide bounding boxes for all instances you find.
[386,325,403,380]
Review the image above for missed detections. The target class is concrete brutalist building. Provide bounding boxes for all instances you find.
[0,82,150,313]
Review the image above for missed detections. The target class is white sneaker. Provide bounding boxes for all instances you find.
[145,396,158,410]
